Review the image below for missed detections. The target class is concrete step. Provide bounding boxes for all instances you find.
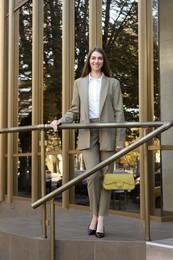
[146,239,173,260]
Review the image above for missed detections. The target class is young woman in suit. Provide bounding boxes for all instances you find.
[50,47,125,238]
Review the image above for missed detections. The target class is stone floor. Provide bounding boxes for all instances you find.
[0,205,173,242]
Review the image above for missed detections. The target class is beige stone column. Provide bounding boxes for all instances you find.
[0,0,6,201]
[138,0,154,218]
[89,0,102,48]
[32,0,44,202]
[2,0,19,201]
[13,2,20,195]
[62,0,75,207]
[7,0,16,203]
[159,0,173,212]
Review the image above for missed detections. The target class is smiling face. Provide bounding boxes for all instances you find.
[89,51,104,74]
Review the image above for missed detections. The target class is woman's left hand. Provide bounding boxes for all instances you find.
[115,146,124,152]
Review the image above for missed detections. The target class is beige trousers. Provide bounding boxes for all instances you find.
[82,127,114,216]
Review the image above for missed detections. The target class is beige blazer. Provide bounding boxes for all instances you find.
[59,74,125,151]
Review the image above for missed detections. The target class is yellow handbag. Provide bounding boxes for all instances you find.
[103,171,135,190]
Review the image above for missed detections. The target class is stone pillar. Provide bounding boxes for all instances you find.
[0,0,6,201]
[89,0,102,48]
[138,0,155,218]
[62,0,75,207]
[159,0,173,211]
[7,0,16,203]
[32,0,44,202]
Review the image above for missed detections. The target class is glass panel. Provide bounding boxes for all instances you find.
[18,1,32,125]
[18,155,31,196]
[44,0,63,198]
[18,0,32,195]
[43,0,62,123]
[1,0,162,213]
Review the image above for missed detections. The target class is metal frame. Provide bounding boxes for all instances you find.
[0,0,155,209]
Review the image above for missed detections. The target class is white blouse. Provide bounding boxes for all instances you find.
[88,74,103,119]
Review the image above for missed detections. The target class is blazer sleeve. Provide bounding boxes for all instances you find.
[112,79,126,146]
[59,80,80,124]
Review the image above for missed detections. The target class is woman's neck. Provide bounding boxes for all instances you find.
[90,71,102,79]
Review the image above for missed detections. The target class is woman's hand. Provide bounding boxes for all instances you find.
[50,120,62,131]
[115,146,124,152]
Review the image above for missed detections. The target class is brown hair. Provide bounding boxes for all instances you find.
[81,47,110,77]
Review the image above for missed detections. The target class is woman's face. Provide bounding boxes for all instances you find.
[89,51,104,73]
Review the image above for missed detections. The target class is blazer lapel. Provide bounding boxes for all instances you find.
[99,75,109,114]
[81,76,89,120]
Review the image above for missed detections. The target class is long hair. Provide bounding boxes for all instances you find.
[81,47,110,77]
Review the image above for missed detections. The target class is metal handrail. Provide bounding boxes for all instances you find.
[0,121,166,134]
[32,121,173,208]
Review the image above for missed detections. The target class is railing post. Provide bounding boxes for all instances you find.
[41,129,47,238]
[50,199,55,260]
[143,128,151,241]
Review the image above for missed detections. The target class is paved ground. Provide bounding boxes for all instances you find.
[15,175,173,245]
[0,206,173,244]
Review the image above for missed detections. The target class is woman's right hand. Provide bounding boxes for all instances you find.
[50,120,62,131]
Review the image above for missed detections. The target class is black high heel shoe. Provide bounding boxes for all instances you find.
[88,226,96,235]
[95,231,104,238]
[95,227,105,238]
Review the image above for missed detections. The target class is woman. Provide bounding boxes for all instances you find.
[50,47,125,238]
